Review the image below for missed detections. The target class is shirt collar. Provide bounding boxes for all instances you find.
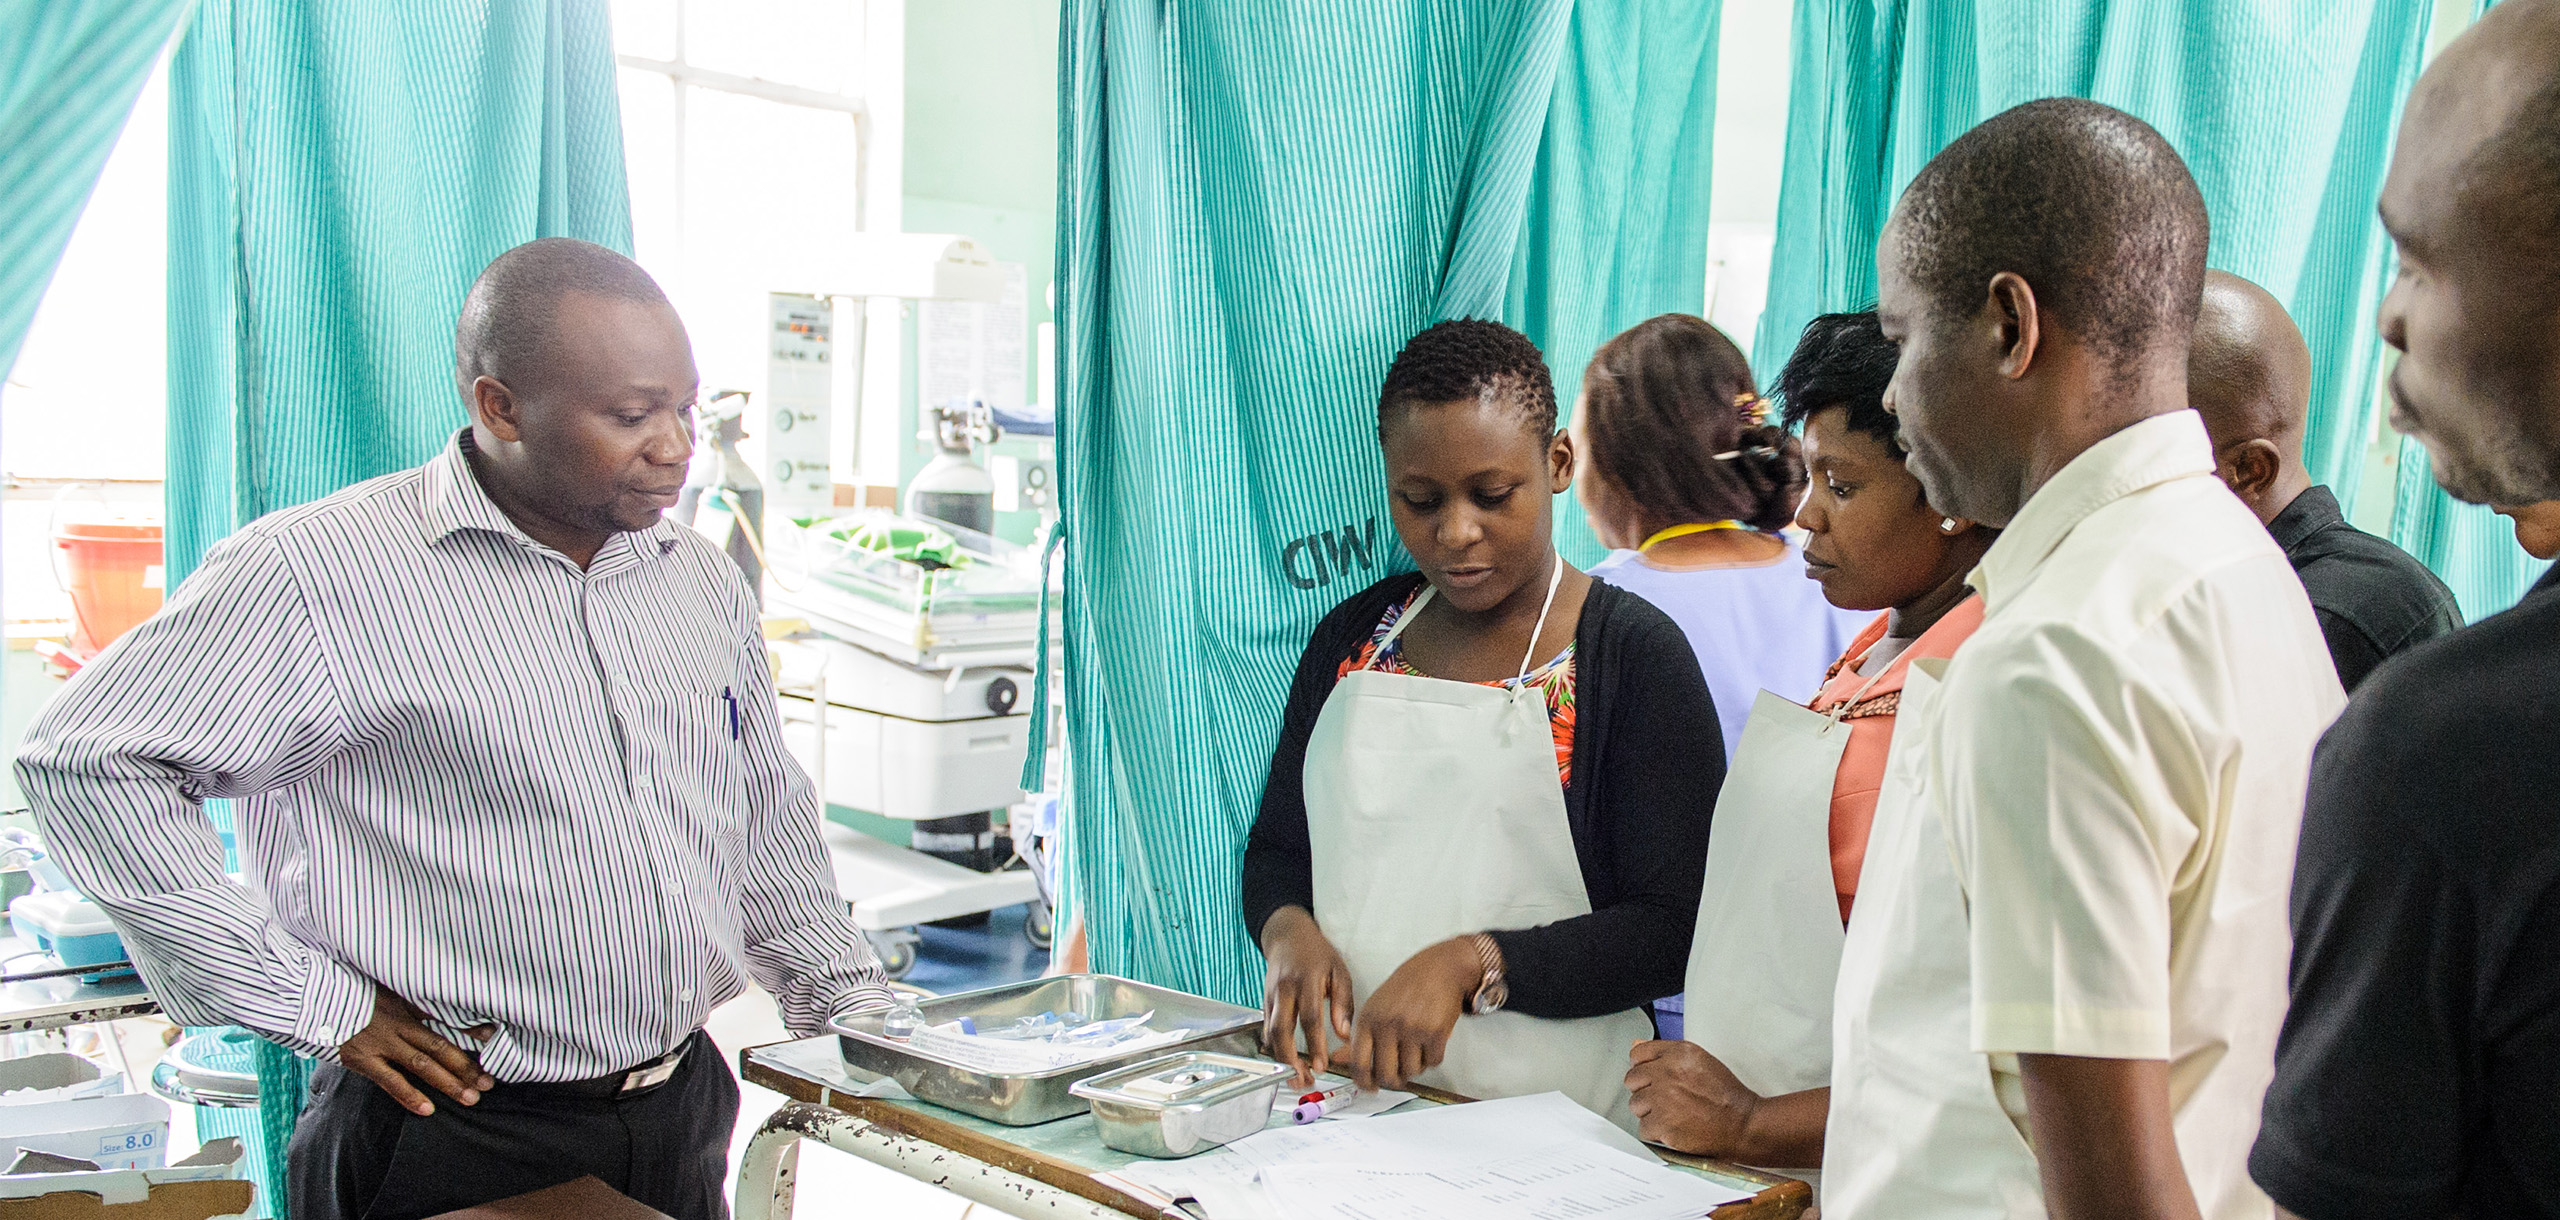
[420,431,530,545]
[2533,559,2560,599]
[418,430,682,566]
[2264,484,2346,552]
[1969,410,2218,612]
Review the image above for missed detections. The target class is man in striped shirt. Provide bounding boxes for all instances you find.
[17,239,891,1219]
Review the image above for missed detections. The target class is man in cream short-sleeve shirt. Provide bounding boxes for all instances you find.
[1824,100,2344,1220]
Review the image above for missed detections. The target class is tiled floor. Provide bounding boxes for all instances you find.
[709,902,1052,1218]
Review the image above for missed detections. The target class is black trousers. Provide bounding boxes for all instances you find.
[287,1031,737,1220]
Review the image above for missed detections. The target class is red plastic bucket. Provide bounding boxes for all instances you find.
[53,522,163,656]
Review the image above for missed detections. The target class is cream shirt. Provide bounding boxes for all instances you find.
[1829,410,2344,1219]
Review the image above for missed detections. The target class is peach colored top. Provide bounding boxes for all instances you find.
[1807,595,1986,924]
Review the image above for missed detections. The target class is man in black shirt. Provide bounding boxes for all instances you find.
[2187,268,2460,691]
[2249,2,2560,1217]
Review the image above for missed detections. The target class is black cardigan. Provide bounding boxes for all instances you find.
[1240,573,1725,1018]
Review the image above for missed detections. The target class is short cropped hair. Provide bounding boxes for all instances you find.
[1580,314,1803,532]
[1378,319,1558,442]
[2466,68,2560,285]
[1776,311,1904,459]
[455,237,670,395]
[1892,98,2209,370]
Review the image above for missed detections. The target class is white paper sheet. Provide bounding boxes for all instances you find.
[1226,1092,1657,1170]
[1113,1093,1753,1220]
[849,1076,913,1099]
[1262,1144,1741,1220]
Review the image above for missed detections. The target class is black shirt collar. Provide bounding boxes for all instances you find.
[2266,485,2347,552]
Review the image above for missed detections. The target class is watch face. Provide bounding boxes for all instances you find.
[1474,979,1509,1014]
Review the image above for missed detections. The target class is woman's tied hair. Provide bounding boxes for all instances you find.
[1580,314,1806,533]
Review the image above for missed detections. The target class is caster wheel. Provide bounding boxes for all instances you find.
[872,930,919,980]
[1024,899,1054,950]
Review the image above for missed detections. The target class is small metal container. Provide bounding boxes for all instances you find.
[830,974,1262,1125]
[1071,1052,1292,1158]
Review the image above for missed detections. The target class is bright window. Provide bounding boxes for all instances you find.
[612,0,886,484]
[1,55,171,625]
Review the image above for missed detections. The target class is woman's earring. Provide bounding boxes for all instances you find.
[1940,518,1961,534]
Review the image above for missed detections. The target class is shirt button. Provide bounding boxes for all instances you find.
[316,1026,334,1042]
[678,989,695,1002]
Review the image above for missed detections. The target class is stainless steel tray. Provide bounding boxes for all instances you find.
[1072,1051,1292,1158]
[830,974,1263,1125]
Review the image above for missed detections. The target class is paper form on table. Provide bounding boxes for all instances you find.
[1110,1092,1753,1219]
[1261,1142,1739,1220]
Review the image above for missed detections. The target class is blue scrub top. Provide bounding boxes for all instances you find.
[1590,542,1871,763]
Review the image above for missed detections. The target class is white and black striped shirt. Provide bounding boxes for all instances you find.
[16,434,890,1082]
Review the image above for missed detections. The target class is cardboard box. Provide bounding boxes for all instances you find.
[0,1057,121,1109]
[0,1137,251,1220]
[0,1059,164,1172]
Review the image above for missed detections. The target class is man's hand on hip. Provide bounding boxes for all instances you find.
[340,985,496,1116]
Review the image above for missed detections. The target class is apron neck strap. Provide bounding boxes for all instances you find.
[1374,584,1433,659]
[1370,559,1568,685]
[1515,557,1566,684]
[1823,645,1901,726]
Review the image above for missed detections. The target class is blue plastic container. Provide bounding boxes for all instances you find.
[8,891,134,981]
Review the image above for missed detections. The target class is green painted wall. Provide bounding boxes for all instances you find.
[901,0,1059,545]
[906,0,1054,352]
[905,0,1057,343]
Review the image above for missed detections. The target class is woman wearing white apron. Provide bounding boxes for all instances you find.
[1623,311,1993,1174]
[1242,321,1723,1132]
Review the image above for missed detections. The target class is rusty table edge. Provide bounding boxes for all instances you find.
[742,1046,1174,1217]
[743,1043,1808,1220]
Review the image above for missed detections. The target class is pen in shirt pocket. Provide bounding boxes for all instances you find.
[721,687,740,740]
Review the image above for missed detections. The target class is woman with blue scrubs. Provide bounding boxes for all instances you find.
[1572,315,1869,769]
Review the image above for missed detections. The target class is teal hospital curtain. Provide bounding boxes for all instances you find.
[168,0,631,585]
[166,2,628,1210]
[0,0,194,375]
[2386,0,2551,617]
[1052,0,1718,1003]
[1511,2,1724,565]
[1754,0,2434,517]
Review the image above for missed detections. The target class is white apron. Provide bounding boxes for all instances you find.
[1823,661,2046,1219]
[1303,571,1652,1132]
[1681,688,1864,1179]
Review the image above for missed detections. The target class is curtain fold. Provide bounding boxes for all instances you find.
[1506,0,1724,565]
[1753,0,2433,514]
[1052,0,1718,1002]
[167,0,631,585]
[166,2,629,1209]
[0,0,194,374]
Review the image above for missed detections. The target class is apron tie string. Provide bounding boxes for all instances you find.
[1503,559,1568,743]
[1820,637,1907,732]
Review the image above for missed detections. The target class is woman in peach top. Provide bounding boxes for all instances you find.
[1625,310,1996,1173]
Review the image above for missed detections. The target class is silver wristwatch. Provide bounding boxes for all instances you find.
[1464,933,1508,1015]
